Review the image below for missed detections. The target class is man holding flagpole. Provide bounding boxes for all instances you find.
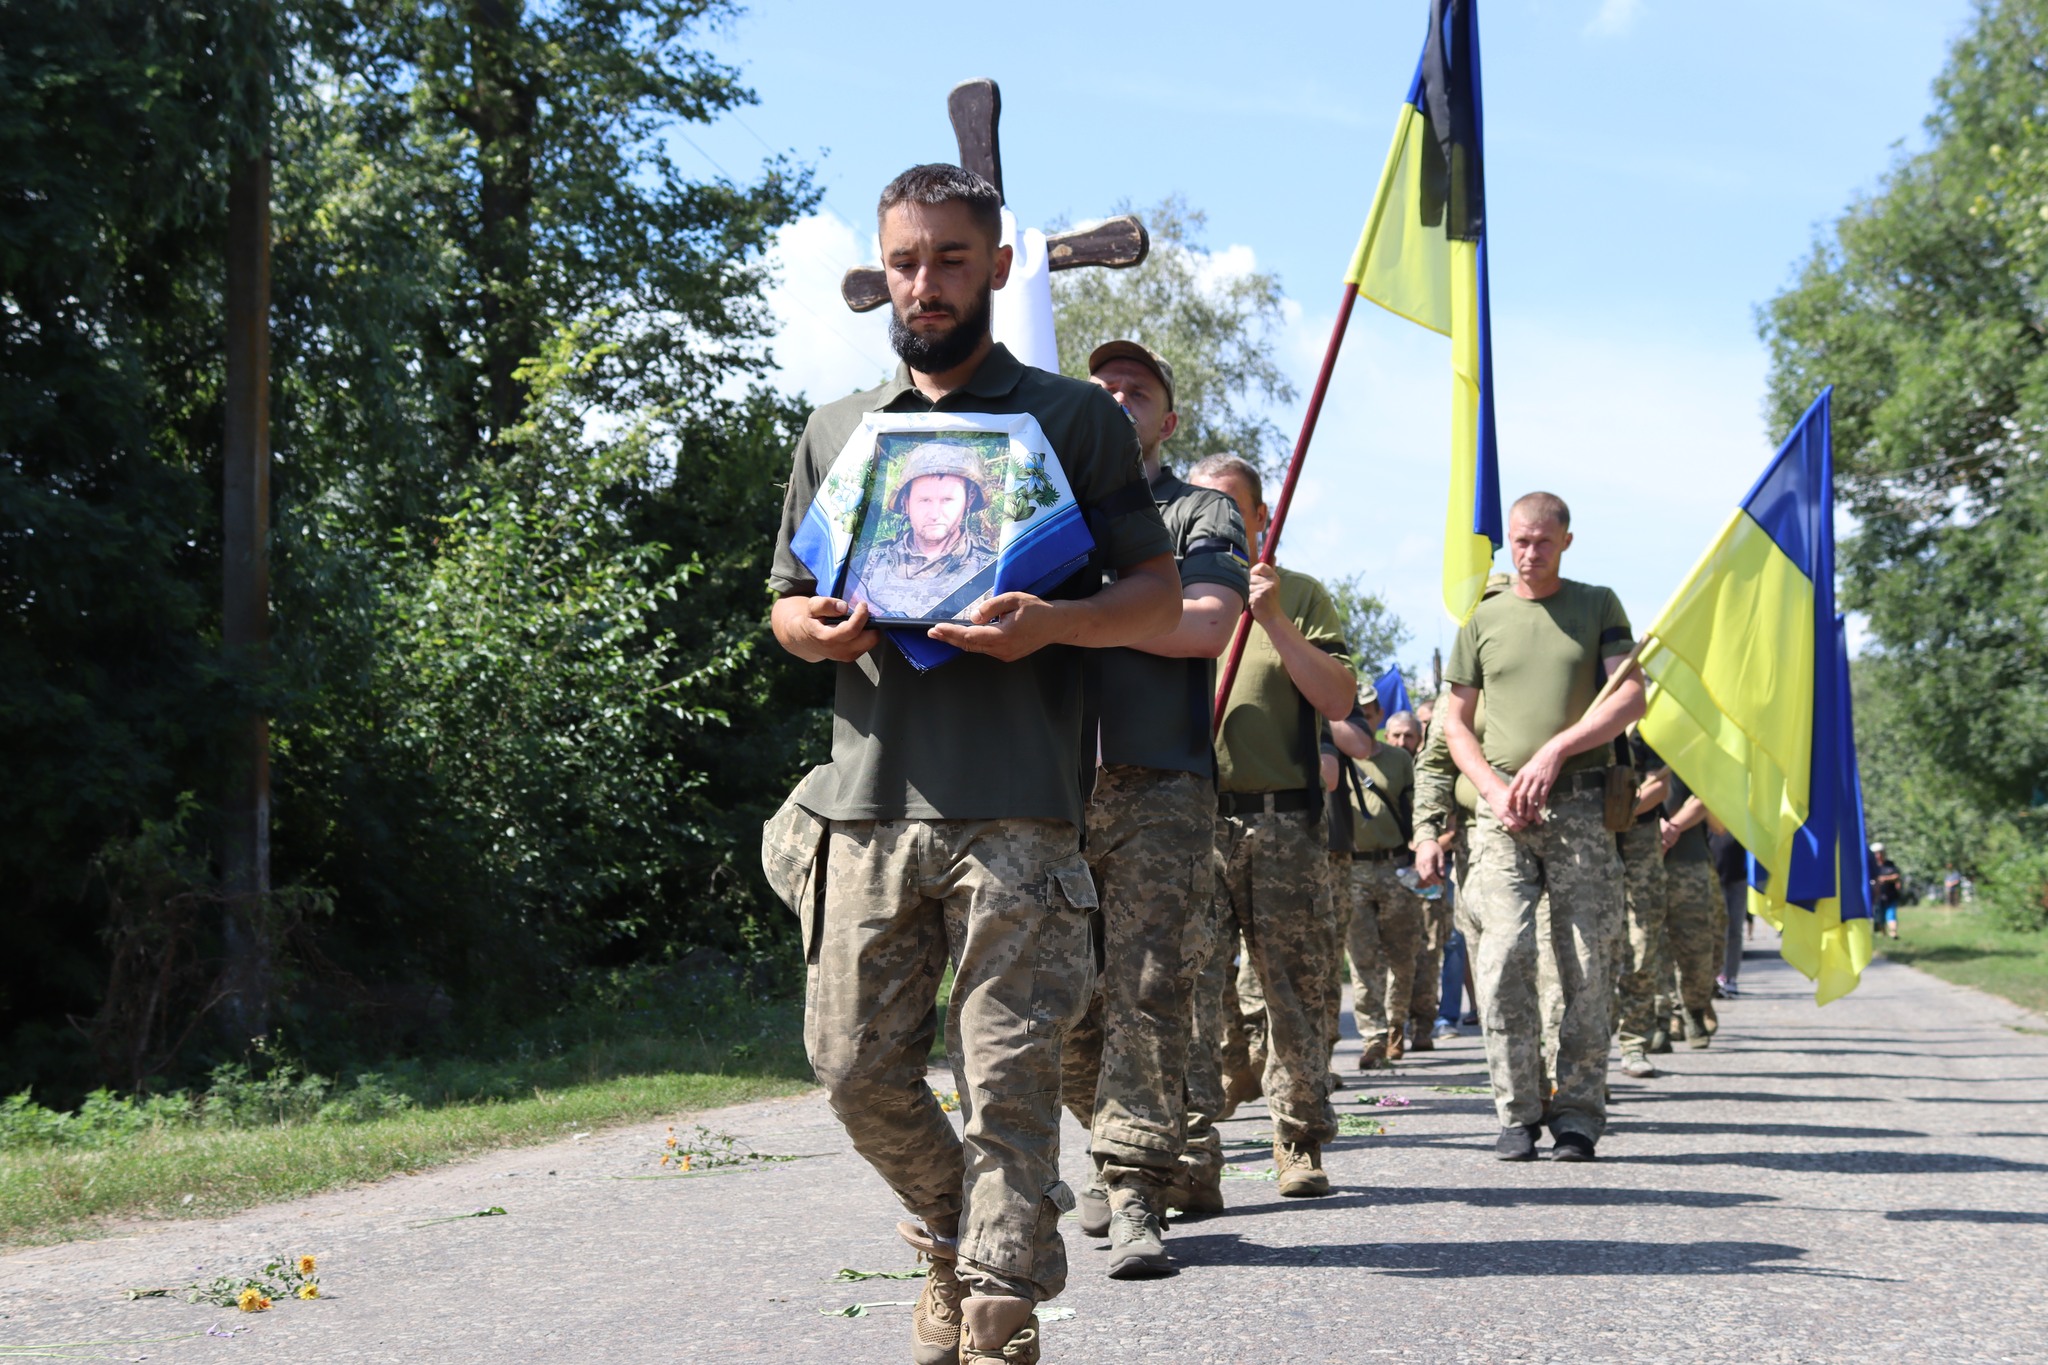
[1441,492,1643,1162]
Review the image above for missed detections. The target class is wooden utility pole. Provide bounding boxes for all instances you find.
[220,35,274,1041]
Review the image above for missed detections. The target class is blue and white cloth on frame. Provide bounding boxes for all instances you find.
[789,411,1096,670]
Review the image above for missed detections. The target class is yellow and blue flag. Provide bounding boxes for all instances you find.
[1635,390,1874,1002]
[1345,0,1502,623]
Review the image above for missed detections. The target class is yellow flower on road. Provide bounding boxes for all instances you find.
[298,1283,320,1300]
[237,1288,271,1312]
[297,1255,317,1276]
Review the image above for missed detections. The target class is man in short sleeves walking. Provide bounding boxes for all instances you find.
[1441,492,1645,1162]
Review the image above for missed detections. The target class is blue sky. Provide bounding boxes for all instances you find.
[686,0,1977,674]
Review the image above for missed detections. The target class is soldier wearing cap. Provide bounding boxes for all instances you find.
[1440,493,1643,1163]
[850,441,999,620]
[1056,339,1250,1275]
[1187,453,1357,1198]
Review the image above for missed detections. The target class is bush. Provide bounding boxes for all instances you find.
[1980,828,2048,932]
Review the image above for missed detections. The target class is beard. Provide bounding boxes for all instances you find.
[888,287,994,374]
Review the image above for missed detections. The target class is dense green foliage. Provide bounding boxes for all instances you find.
[1053,197,1297,476]
[1762,0,2048,927]
[2,1,828,1102]
[1326,574,1413,684]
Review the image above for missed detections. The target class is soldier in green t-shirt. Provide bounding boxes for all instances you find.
[764,165,1179,1362]
[1441,492,1645,1163]
[1055,340,1249,1276]
[1187,454,1357,1199]
[1327,691,1427,1068]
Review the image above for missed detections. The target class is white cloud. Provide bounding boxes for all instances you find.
[1585,0,1642,38]
[1271,299,1774,680]
[754,211,897,403]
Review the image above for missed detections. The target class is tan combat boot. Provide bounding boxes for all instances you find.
[1167,1159,1226,1218]
[960,1294,1040,1363]
[1357,1033,1389,1070]
[896,1221,963,1365]
[1274,1140,1331,1197]
[1385,1019,1407,1061]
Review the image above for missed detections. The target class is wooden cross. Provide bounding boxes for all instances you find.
[839,79,1150,313]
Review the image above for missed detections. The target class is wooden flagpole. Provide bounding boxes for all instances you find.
[1212,283,1360,735]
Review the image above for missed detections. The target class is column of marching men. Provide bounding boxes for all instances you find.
[764,164,1750,1365]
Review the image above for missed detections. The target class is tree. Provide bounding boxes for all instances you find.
[1325,574,1411,684]
[1052,197,1296,475]
[0,0,826,1096]
[1761,0,2048,923]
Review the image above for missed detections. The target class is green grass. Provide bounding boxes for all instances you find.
[1880,904,2048,1016]
[0,985,815,1249]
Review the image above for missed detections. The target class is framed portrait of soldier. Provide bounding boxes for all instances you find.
[841,432,1007,625]
[789,411,1097,649]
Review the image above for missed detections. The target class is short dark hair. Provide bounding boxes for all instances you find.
[877,164,1003,245]
[1509,490,1571,530]
[1189,453,1264,508]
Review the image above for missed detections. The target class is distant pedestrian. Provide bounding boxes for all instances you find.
[1944,864,1962,908]
[1871,843,1904,939]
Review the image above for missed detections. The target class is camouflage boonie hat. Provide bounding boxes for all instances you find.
[889,441,988,514]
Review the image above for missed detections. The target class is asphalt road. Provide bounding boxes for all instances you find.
[4,930,2046,1364]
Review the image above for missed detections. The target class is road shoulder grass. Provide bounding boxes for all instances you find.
[1881,904,2048,1017]
[2,987,815,1249]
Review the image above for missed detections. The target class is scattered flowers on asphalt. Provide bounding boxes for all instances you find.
[819,1300,918,1318]
[1338,1114,1389,1137]
[1358,1094,1411,1107]
[829,1267,925,1282]
[652,1124,800,1174]
[407,1206,507,1228]
[151,1253,322,1312]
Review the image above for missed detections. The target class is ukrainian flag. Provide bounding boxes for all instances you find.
[1345,0,1502,623]
[1635,390,1875,1002]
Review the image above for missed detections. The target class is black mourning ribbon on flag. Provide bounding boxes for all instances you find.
[1420,0,1486,242]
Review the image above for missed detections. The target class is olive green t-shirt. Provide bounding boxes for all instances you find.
[1342,740,1414,853]
[1444,579,1633,779]
[769,345,1175,825]
[1216,567,1353,794]
[1098,469,1250,776]
[1413,693,1482,840]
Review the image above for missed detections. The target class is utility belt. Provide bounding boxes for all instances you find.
[1554,769,1610,797]
[1349,846,1414,865]
[1218,789,1318,817]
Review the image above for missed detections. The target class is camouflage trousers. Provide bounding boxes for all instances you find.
[1181,844,1233,1184]
[1410,891,1455,1023]
[1665,857,1726,1012]
[800,817,1096,1302]
[1215,808,1339,1146]
[1615,820,1670,1053]
[1341,856,1426,1040]
[1058,766,1218,1195]
[1319,852,1349,1064]
[1466,788,1624,1141]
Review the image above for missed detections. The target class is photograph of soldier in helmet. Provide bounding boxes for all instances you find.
[844,435,1002,622]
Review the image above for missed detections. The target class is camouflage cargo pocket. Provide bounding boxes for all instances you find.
[760,775,829,961]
